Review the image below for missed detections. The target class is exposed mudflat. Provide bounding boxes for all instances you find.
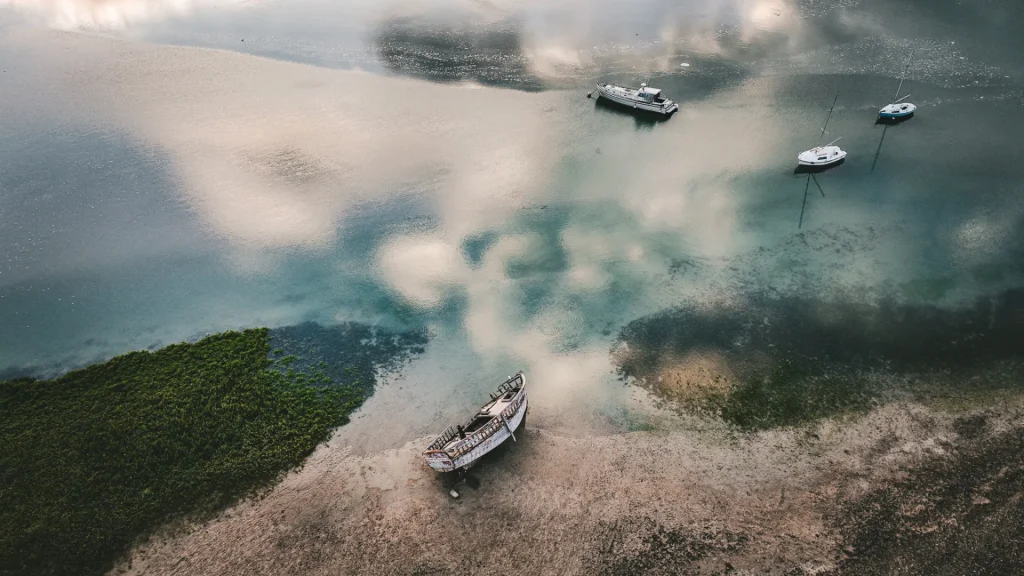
[115,399,1024,576]
[833,410,1024,575]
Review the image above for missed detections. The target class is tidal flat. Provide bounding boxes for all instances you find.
[1,1,1023,573]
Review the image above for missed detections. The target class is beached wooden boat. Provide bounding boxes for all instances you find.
[423,372,528,472]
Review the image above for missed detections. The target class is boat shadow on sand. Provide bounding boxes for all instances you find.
[592,97,674,130]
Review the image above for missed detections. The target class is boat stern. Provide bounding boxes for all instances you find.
[423,449,456,472]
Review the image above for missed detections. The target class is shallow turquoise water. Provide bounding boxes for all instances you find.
[1,0,1022,435]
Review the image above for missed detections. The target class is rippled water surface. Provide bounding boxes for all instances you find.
[1,0,1023,438]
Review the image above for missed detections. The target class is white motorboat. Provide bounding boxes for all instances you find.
[593,82,679,115]
[798,92,847,170]
[879,52,916,121]
[423,372,528,473]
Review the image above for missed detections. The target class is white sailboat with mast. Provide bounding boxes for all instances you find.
[797,92,847,170]
[879,51,917,121]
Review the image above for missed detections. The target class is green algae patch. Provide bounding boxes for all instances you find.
[615,290,1024,432]
[0,328,364,576]
[714,360,879,431]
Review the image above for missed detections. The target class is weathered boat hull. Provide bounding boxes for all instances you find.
[446,396,526,471]
[595,85,678,115]
[423,374,528,472]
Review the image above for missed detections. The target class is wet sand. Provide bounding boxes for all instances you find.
[115,398,1024,576]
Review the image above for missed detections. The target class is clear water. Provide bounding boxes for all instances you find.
[1,0,1023,439]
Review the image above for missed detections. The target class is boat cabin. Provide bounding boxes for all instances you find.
[638,85,666,103]
[460,393,511,434]
[797,143,846,168]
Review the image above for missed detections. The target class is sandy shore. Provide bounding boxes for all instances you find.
[113,398,1024,576]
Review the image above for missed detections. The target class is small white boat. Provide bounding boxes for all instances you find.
[879,98,916,120]
[594,82,679,115]
[423,372,528,473]
[879,52,916,121]
[798,92,847,169]
[798,138,846,168]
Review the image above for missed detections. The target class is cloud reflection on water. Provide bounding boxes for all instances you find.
[517,0,801,80]
[3,0,251,29]
[20,28,789,372]
[8,0,1012,92]
[369,0,809,90]
[5,6,1024,423]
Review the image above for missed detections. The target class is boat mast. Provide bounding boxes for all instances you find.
[818,91,839,144]
[893,50,915,102]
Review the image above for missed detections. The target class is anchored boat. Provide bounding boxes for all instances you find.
[798,92,847,170]
[879,52,916,121]
[797,139,846,169]
[593,82,679,115]
[423,372,528,473]
[879,97,916,121]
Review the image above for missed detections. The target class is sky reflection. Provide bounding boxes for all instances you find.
[5,0,1018,88]
[2,0,252,29]
[1,0,1023,434]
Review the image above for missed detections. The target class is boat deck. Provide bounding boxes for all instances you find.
[442,391,517,450]
[596,83,677,114]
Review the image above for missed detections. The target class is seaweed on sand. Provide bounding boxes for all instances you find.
[615,289,1024,431]
[0,328,371,576]
[714,360,878,431]
[833,420,1024,575]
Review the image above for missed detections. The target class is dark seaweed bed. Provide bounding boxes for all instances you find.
[0,321,427,576]
[616,288,1024,430]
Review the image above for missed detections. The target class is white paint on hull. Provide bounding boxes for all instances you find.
[423,374,528,472]
[797,145,846,167]
[595,84,678,115]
